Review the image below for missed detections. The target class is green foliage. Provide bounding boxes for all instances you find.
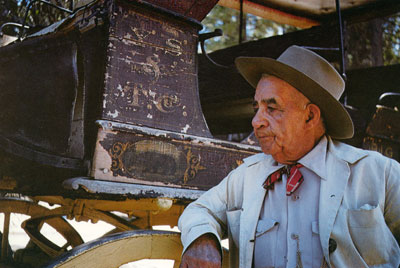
[0,0,72,36]
[345,12,400,69]
[383,14,400,65]
[200,5,297,53]
[201,5,400,67]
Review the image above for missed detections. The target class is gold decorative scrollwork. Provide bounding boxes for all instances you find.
[109,142,131,172]
[183,148,206,184]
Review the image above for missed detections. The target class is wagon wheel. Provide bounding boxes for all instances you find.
[45,230,182,268]
[0,197,84,266]
[44,230,230,268]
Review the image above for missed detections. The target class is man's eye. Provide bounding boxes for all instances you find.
[267,106,277,112]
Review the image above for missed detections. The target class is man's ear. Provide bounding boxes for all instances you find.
[305,103,322,126]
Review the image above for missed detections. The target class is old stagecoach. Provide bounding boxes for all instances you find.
[1,0,400,267]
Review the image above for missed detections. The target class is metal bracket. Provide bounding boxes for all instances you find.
[199,29,230,69]
[20,0,73,39]
[336,0,346,80]
[378,92,400,110]
[0,22,30,38]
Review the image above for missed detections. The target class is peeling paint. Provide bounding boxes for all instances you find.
[181,124,190,133]
[122,57,134,65]
[246,138,256,145]
[143,54,160,81]
[103,94,108,109]
[149,90,156,98]
[96,120,260,151]
[117,84,125,97]
[64,177,205,200]
[107,110,120,118]
[130,27,152,40]
[101,7,213,137]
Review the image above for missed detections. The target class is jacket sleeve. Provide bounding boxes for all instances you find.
[384,158,400,243]
[178,164,246,253]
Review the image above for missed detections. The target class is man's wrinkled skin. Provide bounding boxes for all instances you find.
[179,233,222,268]
[252,75,325,164]
[179,75,325,266]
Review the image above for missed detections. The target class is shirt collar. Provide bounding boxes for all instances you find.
[297,135,328,180]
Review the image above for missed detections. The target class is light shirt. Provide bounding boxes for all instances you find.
[253,136,328,268]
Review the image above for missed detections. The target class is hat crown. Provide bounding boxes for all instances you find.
[234,45,354,139]
[277,46,344,100]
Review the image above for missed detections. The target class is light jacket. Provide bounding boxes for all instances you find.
[179,137,400,267]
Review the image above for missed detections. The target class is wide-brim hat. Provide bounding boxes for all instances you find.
[235,45,354,139]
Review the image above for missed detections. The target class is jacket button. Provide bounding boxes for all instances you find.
[329,238,337,253]
[291,194,300,201]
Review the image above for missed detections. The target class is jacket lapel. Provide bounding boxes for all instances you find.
[319,152,350,265]
[318,138,367,266]
[240,158,281,267]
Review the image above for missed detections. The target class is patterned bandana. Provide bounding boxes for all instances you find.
[263,164,304,196]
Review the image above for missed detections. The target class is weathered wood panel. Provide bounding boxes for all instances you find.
[102,1,211,137]
[363,106,400,161]
[0,32,80,157]
[92,123,259,190]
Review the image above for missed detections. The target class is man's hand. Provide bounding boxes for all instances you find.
[179,233,222,268]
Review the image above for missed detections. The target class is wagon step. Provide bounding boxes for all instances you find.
[63,177,205,201]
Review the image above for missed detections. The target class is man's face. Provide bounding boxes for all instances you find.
[252,75,311,164]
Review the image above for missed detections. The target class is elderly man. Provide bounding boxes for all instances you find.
[178,45,400,268]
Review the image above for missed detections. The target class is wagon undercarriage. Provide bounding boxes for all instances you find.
[1,0,400,267]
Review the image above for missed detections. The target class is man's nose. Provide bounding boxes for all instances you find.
[252,110,267,129]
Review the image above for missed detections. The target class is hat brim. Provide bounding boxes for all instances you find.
[235,57,354,139]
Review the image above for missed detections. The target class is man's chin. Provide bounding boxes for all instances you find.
[260,144,277,156]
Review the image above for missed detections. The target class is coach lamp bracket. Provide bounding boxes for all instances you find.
[378,92,400,111]
[199,28,230,69]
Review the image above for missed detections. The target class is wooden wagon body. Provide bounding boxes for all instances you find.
[0,0,400,267]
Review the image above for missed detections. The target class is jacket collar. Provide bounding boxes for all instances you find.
[243,136,368,167]
[327,136,368,164]
[298,136,328,180]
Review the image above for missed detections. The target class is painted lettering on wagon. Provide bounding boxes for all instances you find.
[363,136,395,158]
[122,82,181,113]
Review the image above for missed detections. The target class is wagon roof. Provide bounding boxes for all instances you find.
[217,0,400,28]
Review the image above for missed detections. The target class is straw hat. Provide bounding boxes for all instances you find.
[235,45,354,139]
